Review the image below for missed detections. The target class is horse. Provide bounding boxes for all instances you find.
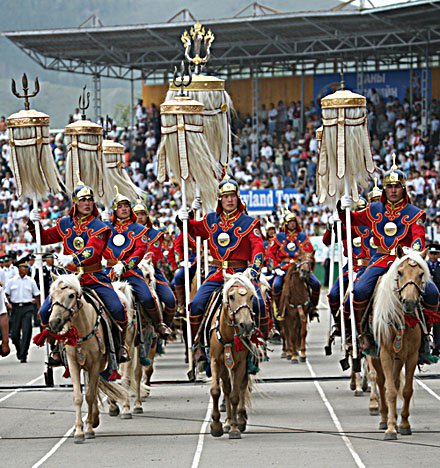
[47,274,132,443]
[279,250,315,363]
[372,247,430,440]
[209,273,261,440]
[118,255,160,409]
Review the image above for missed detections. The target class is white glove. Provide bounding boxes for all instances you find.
[58,254,74,267]
[328,215,334,225]
[29,209,41,222]
[340,195,353,210]
[275,268,285,277]
[191,197,202,211]
[178,208,189,221]
[112,262,125,277]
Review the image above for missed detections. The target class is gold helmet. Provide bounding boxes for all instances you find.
[383,154,406,187]
[218,172,240,198]
[111,185,131,211]
[368,177,382,203]
[283,211,297,224]
[266,222,276,231]
[132,199,148,214]
[72,173,94,203]
[355,197,367,211]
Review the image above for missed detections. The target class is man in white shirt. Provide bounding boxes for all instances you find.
[3,255,18,283]
[5,257,40,363]
[260,141,273,158]
[0,273,9,356]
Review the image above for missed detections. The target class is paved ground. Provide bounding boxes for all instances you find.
[1,303,440,468]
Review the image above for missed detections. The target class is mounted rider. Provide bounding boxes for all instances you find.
[324,197,375,329]
[132,200,176,330]
[178,174,269,340]
[103,192,172,339]
[339,160,440,360]
[28,181,129,362]
[268,211,321,320]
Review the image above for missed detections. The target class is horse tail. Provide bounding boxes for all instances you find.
[98,379,130,404]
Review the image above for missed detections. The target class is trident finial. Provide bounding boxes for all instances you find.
[172,61,192,97]
[11,74,40,111]
[181,21,215,75]
[78,85,90,120]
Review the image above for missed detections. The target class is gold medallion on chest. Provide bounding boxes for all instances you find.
[218,232,230,247]
[384,222,397,236]
[73,236,84,250]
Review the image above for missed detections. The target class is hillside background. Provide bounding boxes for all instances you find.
[0,0,344,126]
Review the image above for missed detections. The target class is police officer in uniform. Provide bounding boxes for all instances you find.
[5,256,40,362]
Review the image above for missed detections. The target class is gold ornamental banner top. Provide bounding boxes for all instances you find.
[160,96,205,115]
[321,89,366,109]
[65,119,103,136]
[7,109,49,128]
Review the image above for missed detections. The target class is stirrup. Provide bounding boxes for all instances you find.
[156,322,172,339]
[118,345,130,363]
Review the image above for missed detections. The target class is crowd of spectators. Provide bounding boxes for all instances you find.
[0,89,439,254]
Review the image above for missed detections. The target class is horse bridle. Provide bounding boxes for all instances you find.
[225,284,255,329]
[49,292,83,323]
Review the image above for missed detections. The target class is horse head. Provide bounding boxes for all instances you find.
[223,273,257,337]
[395,246,429,314]
[296,250,315,282]
[48,274,83,333]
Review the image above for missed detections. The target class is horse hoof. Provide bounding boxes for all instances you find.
[399,427,412,436]
[85,431,95,439]
[384,432,397,441]
[229,431,241,440]
[238,423,247,433]
[299,356,306,363]
[219,402,226,412]
[133,407,143,414]
[210,423,224,438]
[354,390,363,397]
[379,422,387,430]
[280,352,287,359]
[74,434,85,444]
[109,406,120,417]
[120,412,132,420]
[291,358,298,364]
[223,423,231,433]
[369,408,379,416]
[349,382,356,391]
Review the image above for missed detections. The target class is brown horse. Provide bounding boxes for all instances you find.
[209,273,259,439]
[372,247,430,440]
[279,251,315,363]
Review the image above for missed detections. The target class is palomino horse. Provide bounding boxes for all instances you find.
[48,274,132,443]
[372,247,430,440]
[210,273,259,440]
[279,250,315,363]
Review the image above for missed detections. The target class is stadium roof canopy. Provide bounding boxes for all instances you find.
[4,0,440,82]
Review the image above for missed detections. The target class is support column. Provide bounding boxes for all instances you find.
[421,49,429,136]
[251,67,260,160]
[300,67,305,135]
[92,73,101,123]
[130,71,135,160]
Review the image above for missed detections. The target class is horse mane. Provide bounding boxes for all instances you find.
[279,262,299,315]
[223,273,257,304]
[373,251,431,346]
[112,281,134,312]
[50,274,82,296]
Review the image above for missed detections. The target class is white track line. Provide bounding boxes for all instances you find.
[306,361,365,468]
[32,424,76,468]
[191,396,213,468]
[0,375,43,404]
[415,377,440,402]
